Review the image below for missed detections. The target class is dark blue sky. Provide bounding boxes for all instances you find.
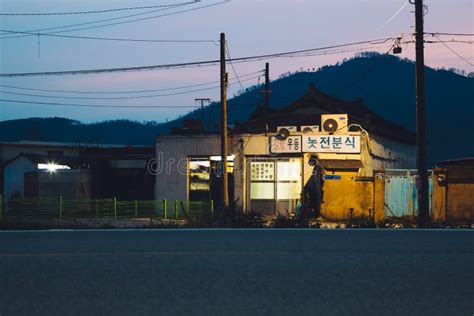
[1,0,472,122]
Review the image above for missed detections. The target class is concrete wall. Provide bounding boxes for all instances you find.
[433,167,474,222]
[361,135,416,177]
[155,136,223,202]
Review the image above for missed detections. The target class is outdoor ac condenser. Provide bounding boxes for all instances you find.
[321,114,348,134]
[300,125,320,133]
[276,126,297,140]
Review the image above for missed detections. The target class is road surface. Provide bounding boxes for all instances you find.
[0,229,473,315]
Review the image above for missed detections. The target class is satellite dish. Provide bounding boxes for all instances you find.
[323,118,338,133]
[275,127,290,140]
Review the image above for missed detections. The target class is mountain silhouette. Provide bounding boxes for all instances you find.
[1,52,473,162]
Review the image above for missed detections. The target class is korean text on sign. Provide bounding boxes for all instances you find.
[302,135,361,153]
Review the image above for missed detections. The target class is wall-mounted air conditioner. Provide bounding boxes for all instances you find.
[300,125,320,134]
[276,126,297,140]
[321,114,348,134]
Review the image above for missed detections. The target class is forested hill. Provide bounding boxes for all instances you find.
[1,52,473,162]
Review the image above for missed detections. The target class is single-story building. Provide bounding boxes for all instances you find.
[2,145,155,205]
[432,157,474,222]
[155,85,417,220]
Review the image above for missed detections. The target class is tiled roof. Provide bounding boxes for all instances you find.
[235,84,416,144]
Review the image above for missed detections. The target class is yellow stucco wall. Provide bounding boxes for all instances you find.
[373,172,385,223]
[445,184,474,221]
[433,168,474,222]
[432,171,447,221]
[320,171,375,220]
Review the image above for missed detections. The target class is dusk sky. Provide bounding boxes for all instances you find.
[0,0,472,123]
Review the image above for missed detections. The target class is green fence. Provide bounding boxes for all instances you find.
[0,195,214,221]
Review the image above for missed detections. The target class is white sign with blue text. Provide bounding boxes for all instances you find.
[302,135,361,153]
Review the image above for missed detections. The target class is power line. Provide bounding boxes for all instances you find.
[425,32,474,36]
[225,43,244,90]
[433,34,474,66]
[424,39,474,44]
[0,29,218,44]
[376,0,409,32]
[0,99,202,109]
[0,37,397,77]
[0,70,263,94]
[0,75,261,100]
[0,1,196,38]
[0,1,228,40]
[0,98,257,109]
[337,43,397,94]
[0,2,198,16]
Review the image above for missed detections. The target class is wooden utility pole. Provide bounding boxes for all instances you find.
[414,0,430,226]
[195,98,211,132]
[263,62,270,109]
[220,32,229,209]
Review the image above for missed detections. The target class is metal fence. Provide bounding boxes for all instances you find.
[0,195,214,221]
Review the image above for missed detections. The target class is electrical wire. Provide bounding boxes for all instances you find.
[0,75,260,100]
[0,99,258,109]
[0,70,263,94]
[0,29,218,44]
[0,2,193,38]
[0,1,228,40]
[225,42,244,90]
[425,32,474,37]
[337,42,399,94]
[424,39,474,44]
[433,34,474,66]
[0,2,198,16]
[376,0,409,32]
[0,37,397,77]
[0,99,202,108]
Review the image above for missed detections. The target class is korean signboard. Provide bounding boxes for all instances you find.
[302,135,360,153]
[270,136,302,154]
[270,135,360,154]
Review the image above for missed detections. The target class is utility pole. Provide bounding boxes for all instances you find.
[414,0,430,226]
[220,32,229,209]
[195,98,211,133]
[263,62,270,110]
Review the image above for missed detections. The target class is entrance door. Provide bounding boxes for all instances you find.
[210,160,234,208]
[247,157,302,216]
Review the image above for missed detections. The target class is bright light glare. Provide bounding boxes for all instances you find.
[210,155,235,161]
[37,163,70,172]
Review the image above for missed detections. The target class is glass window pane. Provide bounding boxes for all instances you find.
[189,159,210,191]
[277,182,301,200]
[277,160,301,181]
[250,182,275,200]
[250,161,275,181]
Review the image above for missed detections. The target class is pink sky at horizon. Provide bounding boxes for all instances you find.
[0,0,472,123]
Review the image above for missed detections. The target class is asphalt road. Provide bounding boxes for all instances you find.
[0,229,473,316]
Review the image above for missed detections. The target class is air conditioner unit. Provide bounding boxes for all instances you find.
[276,126,297,140]
[300,125,320,134]
[321,114,348,134]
